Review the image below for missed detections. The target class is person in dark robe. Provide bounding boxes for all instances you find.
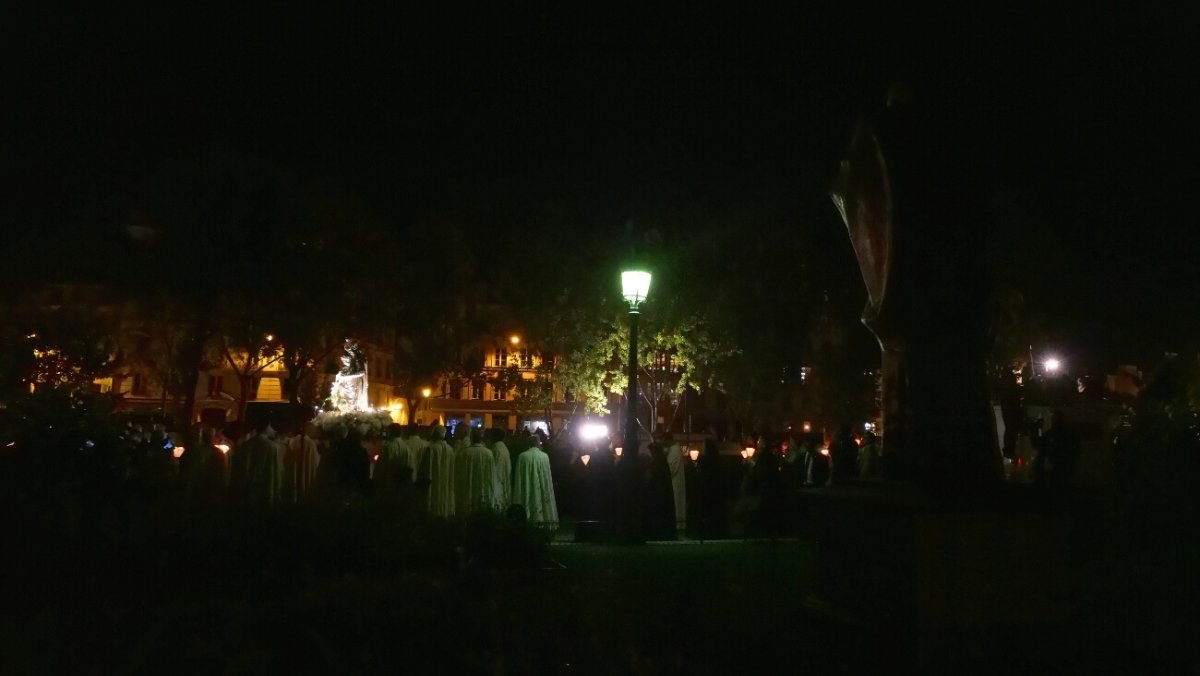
[745,440,784,536]
[696,438,727,538]
[331,428,371,498]
[828,424,859,484]
[586,438,617,525]
[643,440,676,540]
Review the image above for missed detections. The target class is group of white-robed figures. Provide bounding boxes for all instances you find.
[379,424,559,526]
[208,418,557,527]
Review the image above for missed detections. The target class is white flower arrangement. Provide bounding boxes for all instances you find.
[313,409,392,440]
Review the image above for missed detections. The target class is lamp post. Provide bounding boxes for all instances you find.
[618,269,651,542]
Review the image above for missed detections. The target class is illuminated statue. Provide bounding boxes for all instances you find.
[831,84,1002,489]
[331,338,370,412]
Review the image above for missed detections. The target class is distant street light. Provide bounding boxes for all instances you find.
[421,387,432,398]
[1044,357,1061,373]
[510,335,521,345]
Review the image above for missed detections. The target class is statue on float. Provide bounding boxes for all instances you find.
[330,338,370,412]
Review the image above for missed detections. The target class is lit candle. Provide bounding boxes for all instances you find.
[688,449,699,462]
[614,447,623,457]
[172,446,185,459]
[580,454,591,466]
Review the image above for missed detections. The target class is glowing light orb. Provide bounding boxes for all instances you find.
[579,423,609,441]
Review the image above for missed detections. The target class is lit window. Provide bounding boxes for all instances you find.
[470,380,484,400]
[491,384,506,401]
[493,348,508,368]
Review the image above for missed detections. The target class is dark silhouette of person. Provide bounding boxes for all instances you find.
[696,438,727,537]
[804,433,831,488]
[1034,410,1080,489]
[331,429,371,497]
[829,424,859,484]
[643,440,676,539]
[746,441,784,536]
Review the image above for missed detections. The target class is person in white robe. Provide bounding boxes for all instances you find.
[454,428,496,515]
[403,423,429,483]
[374,423,413,499]
[453,422,472,452]
[661,432,687,531]
[488,428,512,509]
[281,421,321,503]
[230,418,282,507]
[512,433,558,528]
[418,425,455,517]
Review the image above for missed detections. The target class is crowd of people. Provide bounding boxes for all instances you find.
[168,417,561,528]
[126,414,928,540]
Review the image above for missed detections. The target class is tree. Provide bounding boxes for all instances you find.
[216,302,284,431]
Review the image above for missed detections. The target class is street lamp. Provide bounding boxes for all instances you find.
[1044,357,1061,374]
[618,269,651,541]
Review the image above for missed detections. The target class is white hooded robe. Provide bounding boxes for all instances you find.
[454,442,497,515]
[512,446,558,527]
[421,427,456,517]
[490,440,512,508]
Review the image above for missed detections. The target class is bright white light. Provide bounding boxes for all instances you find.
[819,447,830,457]
[621,270,652,307]
[689,449,699,462]
[579,423,609,441]
[1044,358,1061,373]
[216,444,230,454]
[614,447,623,457]
[744,447,756,459]
[580,454,591,466]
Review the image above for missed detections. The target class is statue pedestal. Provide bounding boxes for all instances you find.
[800,484,1075,667]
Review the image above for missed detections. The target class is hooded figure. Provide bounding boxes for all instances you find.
[661,432,687,531]
[488,428,512,509]
[374,423,413,499]
[230,418,282,507]
[418,425,456,517]
[454,428,497,515]
[512,433,558,528]
[403,423,429,483]
[282,422,321,503]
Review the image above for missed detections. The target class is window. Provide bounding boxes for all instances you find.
[131,374,146,396]
[207,375,224,398]
[493,348,508,368]
[564,389,575,403]
[470,380,484,400]
[491,384,507,401]
[519,348,532,369]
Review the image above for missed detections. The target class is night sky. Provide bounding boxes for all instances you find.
[7,5,1196,372]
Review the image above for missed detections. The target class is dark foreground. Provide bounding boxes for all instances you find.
[1,504,1188,675]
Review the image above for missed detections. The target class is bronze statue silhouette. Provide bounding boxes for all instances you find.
[832,84,1002,489]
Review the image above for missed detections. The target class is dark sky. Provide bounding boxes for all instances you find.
[7,5,1197,370]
